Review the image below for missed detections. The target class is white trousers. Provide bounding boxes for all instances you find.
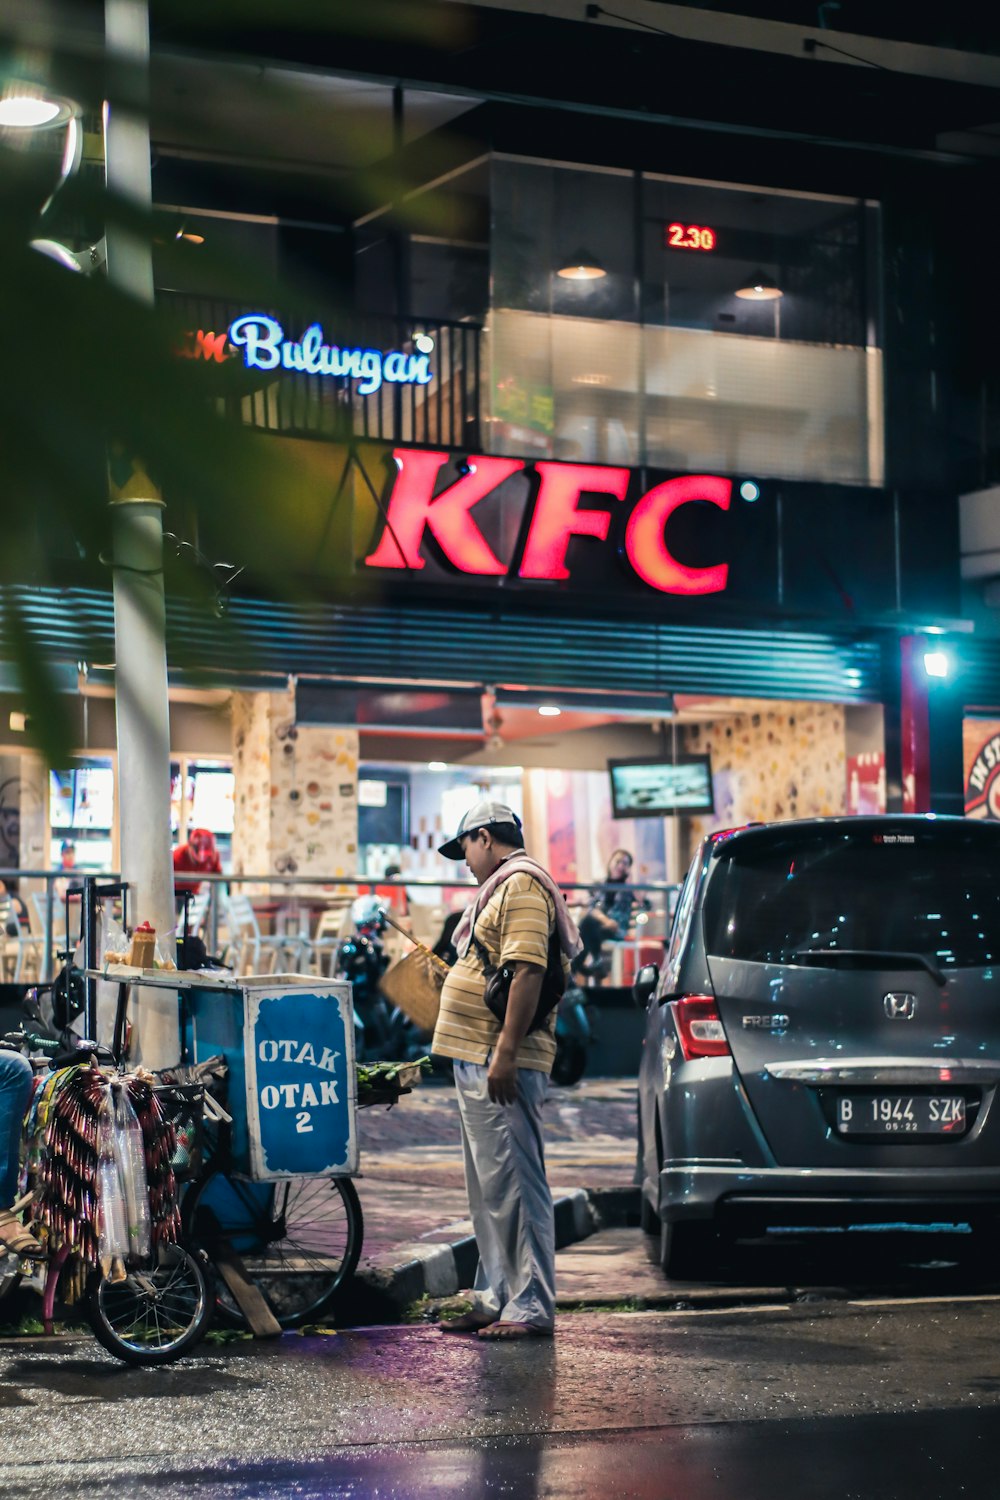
[453,1059,556,1330]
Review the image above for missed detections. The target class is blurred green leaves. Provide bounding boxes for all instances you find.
[0,0,474,765]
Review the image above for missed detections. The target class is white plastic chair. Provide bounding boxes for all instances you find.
[31,890,71,967]
[1,898,44,983]
[222,893,302,975]
[303,903,352,977]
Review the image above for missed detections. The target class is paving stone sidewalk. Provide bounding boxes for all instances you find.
[350,1076,639,1317]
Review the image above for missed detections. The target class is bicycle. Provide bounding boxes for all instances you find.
[176,1057,427,1330]
[177,1067,364,1330]
[3,1025,214,1365]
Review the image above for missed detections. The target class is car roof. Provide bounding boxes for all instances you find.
[708,814,1000,861]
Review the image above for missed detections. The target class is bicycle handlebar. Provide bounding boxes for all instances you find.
[1,1030,60,1055]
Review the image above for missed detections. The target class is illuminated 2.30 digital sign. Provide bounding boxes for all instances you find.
[665,223,717,251]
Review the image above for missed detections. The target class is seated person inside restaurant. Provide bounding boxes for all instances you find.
[572,849,648,981]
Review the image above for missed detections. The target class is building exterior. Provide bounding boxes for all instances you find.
[6,2,1000,887]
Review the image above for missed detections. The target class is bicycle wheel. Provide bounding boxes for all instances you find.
[184,1172,363,1328]
[86,1241,213,1366]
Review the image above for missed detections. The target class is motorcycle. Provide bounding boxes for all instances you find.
[551,983,595,1088]
[335,898,425,1064]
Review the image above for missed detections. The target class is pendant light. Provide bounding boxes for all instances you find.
[557,248,607,281]
[735,267,783,301]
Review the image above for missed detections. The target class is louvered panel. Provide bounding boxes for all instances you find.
[957,641,1000,711]
[1,586,886,704]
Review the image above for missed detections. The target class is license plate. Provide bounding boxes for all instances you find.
[836,1094,966,1136]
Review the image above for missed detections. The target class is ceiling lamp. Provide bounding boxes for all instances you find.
[735,267,783,301]
[557,248,607,281]
[175,222,205,245]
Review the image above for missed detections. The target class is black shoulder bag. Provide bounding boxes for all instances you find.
[470,892,566,1033]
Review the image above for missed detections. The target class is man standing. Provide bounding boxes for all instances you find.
[432,800,581,1341]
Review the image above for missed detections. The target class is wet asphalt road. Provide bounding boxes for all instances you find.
[3,1293,1000,1499]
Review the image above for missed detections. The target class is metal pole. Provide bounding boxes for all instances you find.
[43,877,55,985]
[104,0,176,1066]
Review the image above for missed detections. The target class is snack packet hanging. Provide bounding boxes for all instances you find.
[113,1085,152,1261]
[96,1098,129,1279]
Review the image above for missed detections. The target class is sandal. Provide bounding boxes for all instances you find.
[0,1211,43,1258]
[476,1322,553,1341]
[438,1310,499,1333]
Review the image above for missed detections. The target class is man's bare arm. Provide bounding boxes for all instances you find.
[487,961,544,1104]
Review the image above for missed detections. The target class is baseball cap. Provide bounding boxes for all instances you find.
[438,800,522,860]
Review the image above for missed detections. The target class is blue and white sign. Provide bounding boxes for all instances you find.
[244,984,358,1179]
[228,314,433,396]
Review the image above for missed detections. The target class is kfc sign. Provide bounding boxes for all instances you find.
[363,450,731,596]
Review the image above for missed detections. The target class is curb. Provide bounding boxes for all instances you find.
[0,1188,640,1340]
[351,1186,613,1321]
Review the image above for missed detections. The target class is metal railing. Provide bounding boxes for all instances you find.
[1,868,680,984]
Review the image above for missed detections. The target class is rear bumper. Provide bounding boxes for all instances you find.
[661,1163,1000,1227]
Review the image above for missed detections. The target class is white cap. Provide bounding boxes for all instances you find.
[438,800,522,860]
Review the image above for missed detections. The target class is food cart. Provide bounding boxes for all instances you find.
[89,968,358,1180]
[83,963,365,1333]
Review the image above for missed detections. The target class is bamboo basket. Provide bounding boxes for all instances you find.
[380,945,449,1032]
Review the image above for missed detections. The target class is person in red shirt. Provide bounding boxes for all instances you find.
[173,828,222,896]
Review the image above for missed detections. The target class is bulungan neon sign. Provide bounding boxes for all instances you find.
[364,450,732,597]
[175,317,434,396]
[228,315,433,395]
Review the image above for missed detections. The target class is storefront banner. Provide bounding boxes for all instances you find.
[847,752,885,815]
[964,720,1000,819]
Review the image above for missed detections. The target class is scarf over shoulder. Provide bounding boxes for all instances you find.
[451,854,583,961]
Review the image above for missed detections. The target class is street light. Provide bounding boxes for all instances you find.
[0,84,76,130]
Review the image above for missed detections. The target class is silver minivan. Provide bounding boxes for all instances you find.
[636,815,1000,1277]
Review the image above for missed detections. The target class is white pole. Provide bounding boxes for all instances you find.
[105,0,176,1065]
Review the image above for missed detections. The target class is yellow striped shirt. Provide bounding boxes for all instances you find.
[432,872,563,1072]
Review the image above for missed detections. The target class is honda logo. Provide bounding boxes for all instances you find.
[883,992,917,1020]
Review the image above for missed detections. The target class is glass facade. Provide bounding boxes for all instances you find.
[488,156,883,485]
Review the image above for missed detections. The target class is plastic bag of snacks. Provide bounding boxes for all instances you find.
[101,912,130,967]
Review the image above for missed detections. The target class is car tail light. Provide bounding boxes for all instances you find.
[671,995,731,1059]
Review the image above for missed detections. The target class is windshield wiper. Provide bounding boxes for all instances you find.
[790,948,946,986]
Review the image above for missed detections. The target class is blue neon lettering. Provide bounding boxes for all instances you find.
[406,353,432,384]
[227,313,428,391]
[228,314,282,371]
[358,350,382,394]
[339,349,363,379]
[301,324,325,374]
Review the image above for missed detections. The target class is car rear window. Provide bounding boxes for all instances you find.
[703,824,1000,971]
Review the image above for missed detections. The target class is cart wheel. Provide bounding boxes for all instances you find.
[184,1172,363,1329]
[87,1241,213,1365]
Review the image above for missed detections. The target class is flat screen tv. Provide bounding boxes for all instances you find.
[609,755,715,818]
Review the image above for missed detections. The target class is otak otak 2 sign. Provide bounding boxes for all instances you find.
[363,449,737,597]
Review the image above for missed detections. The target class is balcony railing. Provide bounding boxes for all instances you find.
[161,292,482,451]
